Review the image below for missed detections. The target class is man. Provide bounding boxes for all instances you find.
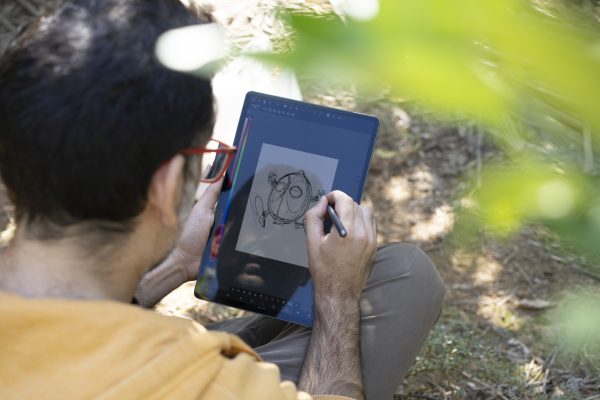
[0,0,445,399]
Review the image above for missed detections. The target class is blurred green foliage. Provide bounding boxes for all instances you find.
[551,291,600,349]
[275,0,600,265]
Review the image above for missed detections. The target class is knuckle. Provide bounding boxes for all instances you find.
[369,238,377,251]
[354,232,368,245]
[331,190,351,201]
[341,197,354,207]
[356,204,365,216]
[303,214,311,225]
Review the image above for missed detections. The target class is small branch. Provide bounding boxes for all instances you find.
[476,126,483,188]
[541,349,558,394]
[517,265,535,286]
[501,248,519,266]
[15,0,40,16]
[400,394,439,400]
[0,13,17,31]
[568,264,600,283]
[583,125,594,173]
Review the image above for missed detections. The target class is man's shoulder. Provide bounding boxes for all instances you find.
[0,289,199,338]
[0,291,257,399]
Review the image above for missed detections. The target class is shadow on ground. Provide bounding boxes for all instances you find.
[305,85,600,399]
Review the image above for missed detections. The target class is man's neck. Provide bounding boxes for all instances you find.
[0,226,155,302]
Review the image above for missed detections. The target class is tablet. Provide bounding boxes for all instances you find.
[194,91,379,326]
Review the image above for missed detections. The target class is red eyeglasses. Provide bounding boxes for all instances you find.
[180,138,237,183]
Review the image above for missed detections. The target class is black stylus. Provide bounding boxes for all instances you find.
[327,204,347,238]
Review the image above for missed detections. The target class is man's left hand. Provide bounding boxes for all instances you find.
[172,178,224,281]
[134,177,223,308]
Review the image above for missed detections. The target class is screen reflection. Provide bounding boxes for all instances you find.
[212,175,311,316]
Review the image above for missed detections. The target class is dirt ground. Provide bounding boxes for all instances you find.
[1,1,599,399]
[303,86,600,399]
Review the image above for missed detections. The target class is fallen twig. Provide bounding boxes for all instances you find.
[15,0,39,16]
[461,371,509,400]
[501,248,519,266]
[401,394,439,400]
[516,298,556,310]
[583,125,594,173]
[476,126,483,188]
[541,348,558,393]
[568,264,600,282]
[0,15,16,31]
[516,265,534,286]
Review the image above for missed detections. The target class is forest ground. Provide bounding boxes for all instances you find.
[1,0,599,398]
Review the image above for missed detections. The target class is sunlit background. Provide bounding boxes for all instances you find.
[161,1,600,397]
[1,0,599,398]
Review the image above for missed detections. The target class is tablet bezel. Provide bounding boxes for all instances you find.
[194,91,379,326]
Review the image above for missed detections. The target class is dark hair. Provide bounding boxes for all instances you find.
[0,0,214,236]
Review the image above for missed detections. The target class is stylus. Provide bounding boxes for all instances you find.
[327,204,348,238]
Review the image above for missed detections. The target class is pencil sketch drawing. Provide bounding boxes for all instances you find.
[236,143,338,268]
[251,170,324,230]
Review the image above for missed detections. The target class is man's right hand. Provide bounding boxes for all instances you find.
[299,191,377,399]
[304,191,377,301]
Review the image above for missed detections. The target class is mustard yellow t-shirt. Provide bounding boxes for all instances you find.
[0,291,352,400]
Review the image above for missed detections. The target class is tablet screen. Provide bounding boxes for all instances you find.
[195,92,379,326]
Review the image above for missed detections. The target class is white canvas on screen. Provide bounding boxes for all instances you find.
[235,143,338,267]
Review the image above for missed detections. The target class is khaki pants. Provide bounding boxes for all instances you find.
[207,243,445,400]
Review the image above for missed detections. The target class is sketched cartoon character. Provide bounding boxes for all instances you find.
[252,170,324,229]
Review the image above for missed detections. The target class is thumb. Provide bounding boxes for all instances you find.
[304,196,328,247]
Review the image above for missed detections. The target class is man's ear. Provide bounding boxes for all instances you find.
[147,154,186,227]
